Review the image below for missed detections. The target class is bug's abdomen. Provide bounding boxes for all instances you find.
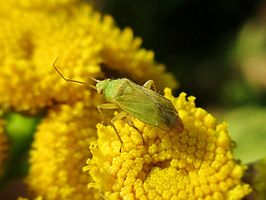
[115,90,183,131]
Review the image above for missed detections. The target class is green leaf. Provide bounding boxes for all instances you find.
[225,106,266,164]
[0,112,41,186]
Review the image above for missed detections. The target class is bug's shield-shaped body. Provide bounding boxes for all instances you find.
[102,78,184,132]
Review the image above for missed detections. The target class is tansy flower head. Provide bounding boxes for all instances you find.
[18,196,43,200]
[1,1,251,200]
[25,101,101,200]
[0,1,176,114]
[7,0,78,10]
[1,1,179,199]
[85,89,251,200]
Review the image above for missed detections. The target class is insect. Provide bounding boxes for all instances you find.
[53,58,184,133]
[95,78,184,132]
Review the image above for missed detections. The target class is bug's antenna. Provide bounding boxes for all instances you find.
[53,57,86,85]
[89,85,97,90]
[90,77,100,83]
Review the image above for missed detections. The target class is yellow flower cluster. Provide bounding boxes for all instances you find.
[0,1,178,199]
[0,0,176,114]
[25,102,101,200]
[0,116,9,176]
[18,196,43,200]
[1,1,252,200]
[6,0,77,10]
[86,89,251,200]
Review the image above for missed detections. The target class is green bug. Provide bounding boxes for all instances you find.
[94,78,184,132]
[53,58,183,132]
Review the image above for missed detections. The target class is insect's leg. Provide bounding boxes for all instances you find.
[112,112,145,148]
[126,119,145,144]
[111,124,123,152]
[97,103,123,150]
[112,111,145,144]
[111,112,128,151]
[99,193,107,200]
[143,80,157,92]
[97,103,119,121]
[111,111,127,123]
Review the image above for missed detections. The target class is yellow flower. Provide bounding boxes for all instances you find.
[25,102,101,199]
[18,196,43,200]
[0,115,9,176]
[0,1,176,114]
[0,1,178,199]
[0,1,252,199]
[85,89,251,200]
[6,0,78,10]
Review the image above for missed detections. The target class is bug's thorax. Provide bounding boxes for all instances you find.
[103,78,130,102]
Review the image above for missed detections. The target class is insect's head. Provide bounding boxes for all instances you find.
[95,79,111,94]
